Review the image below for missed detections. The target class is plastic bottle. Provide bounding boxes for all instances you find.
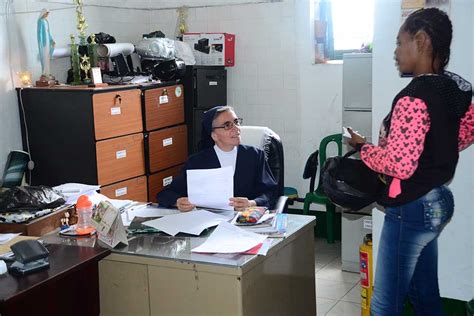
[75,195,94,235]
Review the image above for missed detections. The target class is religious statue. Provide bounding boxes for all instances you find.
[36,8,56,86]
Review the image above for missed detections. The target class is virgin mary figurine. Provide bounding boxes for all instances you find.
[37,8,55,78]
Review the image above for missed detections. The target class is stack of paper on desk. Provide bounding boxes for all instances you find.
[121,205,180,226]
[53,183,100,204]
[142,210,229,236]
[192,221,267,254]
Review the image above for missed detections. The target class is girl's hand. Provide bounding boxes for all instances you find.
[347,127,366,148]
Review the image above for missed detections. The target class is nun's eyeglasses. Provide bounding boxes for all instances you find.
[212,118,243,131]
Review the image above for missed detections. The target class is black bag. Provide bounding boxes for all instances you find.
[321,150,385,211]
[0,186,66,212]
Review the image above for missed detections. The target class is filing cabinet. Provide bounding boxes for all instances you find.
[17,86,144,188]
[182,66,227,154]
[142,83,187,203]
[17,82,188,203]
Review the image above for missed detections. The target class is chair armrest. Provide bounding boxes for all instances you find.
[274,196,288,214]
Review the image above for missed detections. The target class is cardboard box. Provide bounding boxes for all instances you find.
[183,33,235,67]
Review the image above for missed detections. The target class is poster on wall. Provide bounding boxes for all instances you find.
[401,0,451,22]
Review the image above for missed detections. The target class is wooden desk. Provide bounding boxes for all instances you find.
[99,214,316,316]
[0,244,110,316]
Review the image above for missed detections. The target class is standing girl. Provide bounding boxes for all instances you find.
[348,8,474,315]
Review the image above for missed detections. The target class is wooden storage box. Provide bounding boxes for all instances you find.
[147,125,187,173]
[101,175,148,202]
[0,207,72,236]
[144,85,184,131]
[148,165,182,203]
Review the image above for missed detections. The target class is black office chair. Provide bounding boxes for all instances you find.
[1,150,31,189]
[239,126,287,212]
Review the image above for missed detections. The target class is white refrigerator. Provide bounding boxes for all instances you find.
[341,53,373,272]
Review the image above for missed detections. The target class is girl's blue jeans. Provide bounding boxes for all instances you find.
[371,185,454,316]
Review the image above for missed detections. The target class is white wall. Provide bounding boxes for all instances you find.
[0,0,342,205]
[0,0,157,173]
[372,0,474,301]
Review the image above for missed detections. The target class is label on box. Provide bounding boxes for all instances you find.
[116,150,127,159]
[115,187,127,197]
[363,219,372,230]
[111,107,121,115]
[163,176,173,186]
[159,95,169,104]
[209,81,218,86]
[163,137,173,147]
[175,86,182,97]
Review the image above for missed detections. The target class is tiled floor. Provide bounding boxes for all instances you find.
[315,238,361,316]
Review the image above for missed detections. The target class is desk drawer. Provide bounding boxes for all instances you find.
[101,176,148,202]
[147,125,187,173]
[144,85,184,131]
[93,89,143,140]
[148,165,182,203]
[96,133,145,185]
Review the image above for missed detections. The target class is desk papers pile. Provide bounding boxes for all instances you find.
[121,205,180,226]
[53,183,100,204]
[142,210,229,236]
[192,221,267,254]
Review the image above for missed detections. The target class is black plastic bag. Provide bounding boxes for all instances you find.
[0,186,66,212]
[321,150,385,211]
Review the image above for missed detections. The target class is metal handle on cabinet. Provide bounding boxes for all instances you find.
[114,94,122,105]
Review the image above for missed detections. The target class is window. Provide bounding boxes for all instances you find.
[313,0,374,63]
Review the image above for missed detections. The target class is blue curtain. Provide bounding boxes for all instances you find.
[319,0,334,59]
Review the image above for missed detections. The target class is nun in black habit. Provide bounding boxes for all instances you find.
[156,106,278,212]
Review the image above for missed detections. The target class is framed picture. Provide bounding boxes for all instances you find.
[91,67,103,84]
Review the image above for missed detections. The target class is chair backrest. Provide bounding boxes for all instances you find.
[1,150,30,188]
[304,133,342,193]
[239,126,284,197]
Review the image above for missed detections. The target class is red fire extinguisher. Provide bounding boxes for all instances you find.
[360,233,373,316]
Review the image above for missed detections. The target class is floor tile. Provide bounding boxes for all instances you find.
[316,259,360,284]
[316,278,355,301]
[341,282,361,304]
[315,252,340,266]
[326,300,361,316]
[316,297,338,316]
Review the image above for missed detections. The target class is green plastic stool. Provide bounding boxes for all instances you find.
[303,133,342,243]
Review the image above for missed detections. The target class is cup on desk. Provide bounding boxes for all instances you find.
[76,195,95,235]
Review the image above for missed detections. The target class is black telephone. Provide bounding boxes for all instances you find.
[8,240,50,276]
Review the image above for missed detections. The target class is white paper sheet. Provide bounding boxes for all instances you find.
[192,221,267,254]
[0,233,20,245]
[53,183,100,204]
[187,166,234,211]
[121,205,180,226]
[142,210,229,236]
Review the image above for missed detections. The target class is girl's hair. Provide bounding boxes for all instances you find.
[403,7,452,73]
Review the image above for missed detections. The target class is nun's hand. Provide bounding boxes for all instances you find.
[229,197,256,212]
[176,197,195,212]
